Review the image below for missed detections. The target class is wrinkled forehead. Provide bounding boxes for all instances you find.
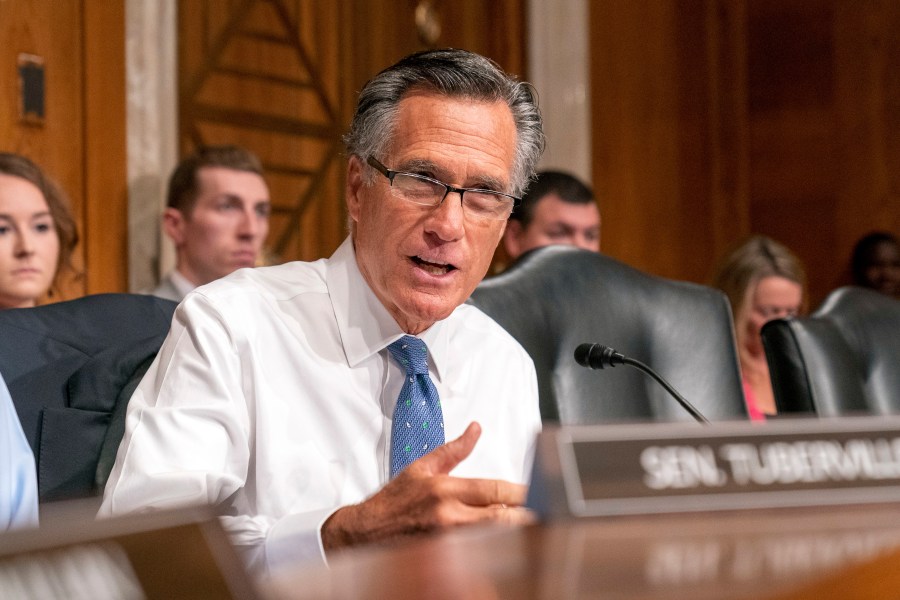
[385,92,517,183]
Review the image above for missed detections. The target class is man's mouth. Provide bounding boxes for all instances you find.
[233,251,257,264]
[411,255,457,276]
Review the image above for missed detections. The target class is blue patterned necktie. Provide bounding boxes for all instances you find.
[387,335,445,478]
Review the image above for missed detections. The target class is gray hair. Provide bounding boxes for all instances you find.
[343,48,545,197]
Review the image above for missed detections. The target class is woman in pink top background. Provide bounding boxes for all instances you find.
[712,236,806,421]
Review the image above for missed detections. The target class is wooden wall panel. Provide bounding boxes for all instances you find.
[590,1,748,283]
[746,1,838,306]
[179,0,526,266]
[6,1,895,304]
[179,0,346,264]
[829,1,899,288]
[83,0,128,294]
[747,0,899,304]
[590,0,899,306]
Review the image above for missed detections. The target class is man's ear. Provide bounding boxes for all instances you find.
[345,155,365,224]
[597,215,602,250]
[162,208,187,246]
[502,220,524,259]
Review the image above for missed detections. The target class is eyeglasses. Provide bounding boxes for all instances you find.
[367,156,519,221]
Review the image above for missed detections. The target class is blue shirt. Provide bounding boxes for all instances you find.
[1,371,38,530]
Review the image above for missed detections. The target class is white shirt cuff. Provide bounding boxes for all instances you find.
[264,507,340,572]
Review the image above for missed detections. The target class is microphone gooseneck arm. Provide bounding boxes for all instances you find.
[574,343,709,424]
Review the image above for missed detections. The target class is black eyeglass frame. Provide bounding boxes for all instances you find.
[366,156,521,218]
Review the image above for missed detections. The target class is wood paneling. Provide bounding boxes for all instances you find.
[590,0,899,306]
[747,0,899,304]
[0,0,127,300]
[179,0,346,264]
[179,0,526,266]
[591,1,748,283]
[83,1,128,293]
[8,0,894,306]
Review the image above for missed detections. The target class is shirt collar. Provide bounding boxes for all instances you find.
[170,269,198,299]
[326,237,451,381]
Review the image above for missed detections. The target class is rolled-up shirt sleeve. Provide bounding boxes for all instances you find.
[99,292,335,571]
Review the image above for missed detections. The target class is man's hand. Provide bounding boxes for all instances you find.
[321,422,533,552]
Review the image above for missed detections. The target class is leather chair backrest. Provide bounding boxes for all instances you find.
[469,246,746,424]
[0,294,177,502]
[761,286,900,417]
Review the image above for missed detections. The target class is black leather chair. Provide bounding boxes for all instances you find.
[469,246,747,424]
[0,293,176,502]
[761,286,900,417]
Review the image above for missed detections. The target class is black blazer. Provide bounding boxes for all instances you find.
[0,294,176,502]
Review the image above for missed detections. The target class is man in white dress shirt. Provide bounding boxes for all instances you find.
[101,49,545,573]
[150,145,271,302]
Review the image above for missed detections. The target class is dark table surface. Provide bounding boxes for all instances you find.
[267,503,900,599]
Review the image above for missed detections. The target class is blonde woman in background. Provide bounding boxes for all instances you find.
[712,235,806,420]
[0,153,78,309]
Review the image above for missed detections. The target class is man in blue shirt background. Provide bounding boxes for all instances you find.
[1,371,38,530]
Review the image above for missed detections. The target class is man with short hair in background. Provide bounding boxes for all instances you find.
[502,169,600,260]
[150,145,271,302]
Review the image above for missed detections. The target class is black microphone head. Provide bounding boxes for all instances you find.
[574,343,594,367]
[574,343,623,369]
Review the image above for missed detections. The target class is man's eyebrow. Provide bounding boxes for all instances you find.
[212,193,245,203]
[470,173,507,192]
[395,158,442,175]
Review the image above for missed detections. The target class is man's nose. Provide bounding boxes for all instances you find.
[238,208,262,238]
[575,237,599,252]
[424,191,466,241]
[771,307,792,319]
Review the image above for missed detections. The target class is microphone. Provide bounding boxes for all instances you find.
[574,343,709,424]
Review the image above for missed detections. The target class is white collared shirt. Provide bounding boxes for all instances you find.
[99,237,541,572]
[168,269,197,300]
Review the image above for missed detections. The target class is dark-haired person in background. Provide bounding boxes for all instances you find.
[102,49,544,573]
[502,169,599,260]
[150,145,271,302]
[850,231,900,299]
